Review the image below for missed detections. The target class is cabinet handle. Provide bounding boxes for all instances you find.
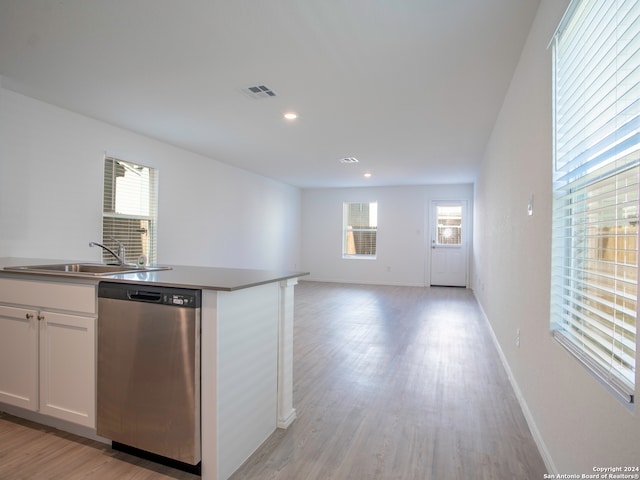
[37,314,45,321]
[26,313,34,320]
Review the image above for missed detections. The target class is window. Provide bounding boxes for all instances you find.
[343,202,377,258]
[550,0,639,402]
[102,156,158,265]
[435,205,463,246]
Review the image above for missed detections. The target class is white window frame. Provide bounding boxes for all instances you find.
[342,202,378,259]
[102,156,158,265]
[550,0,639,403]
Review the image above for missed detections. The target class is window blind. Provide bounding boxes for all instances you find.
[551,0,640,402]
[102,157,158,265]
[343,202,378,257]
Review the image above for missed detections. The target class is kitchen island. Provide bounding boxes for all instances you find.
[0,257,308,480]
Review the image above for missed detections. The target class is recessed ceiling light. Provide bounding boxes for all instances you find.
[364,173,372,178]
[284,112,298,120]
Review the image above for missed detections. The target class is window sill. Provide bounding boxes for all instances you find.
[552,330,634,406]
[342,255,377,260]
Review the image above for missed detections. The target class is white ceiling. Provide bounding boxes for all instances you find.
[0,0,540,188]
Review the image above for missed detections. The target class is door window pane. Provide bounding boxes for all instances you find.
[436,205,462,245]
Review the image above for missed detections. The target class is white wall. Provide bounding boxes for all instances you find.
[0,87,301,271]
[473,0,640,473]
[301,184,473,286]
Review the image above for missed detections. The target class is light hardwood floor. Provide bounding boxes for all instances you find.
[0,282,547,479]
[0,412,200,480]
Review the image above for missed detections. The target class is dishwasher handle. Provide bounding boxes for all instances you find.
[128,290,163,302]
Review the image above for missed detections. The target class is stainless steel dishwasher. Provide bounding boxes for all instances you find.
[97,282,201,471]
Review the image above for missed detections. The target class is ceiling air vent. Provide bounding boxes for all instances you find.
[242,85,277,99]
[339,157,359,164]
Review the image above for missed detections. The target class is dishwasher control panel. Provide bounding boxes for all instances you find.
[98,282,201,308]
[163,293,197,306]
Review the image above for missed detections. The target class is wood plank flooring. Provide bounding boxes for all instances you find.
[0,412,200,480]
[230,282,547,480]
[0,282,547,480]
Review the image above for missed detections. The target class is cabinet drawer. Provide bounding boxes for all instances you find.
[0,278,96,314]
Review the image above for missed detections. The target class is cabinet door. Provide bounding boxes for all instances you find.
[0,305,39,410]
[39,311,96,428]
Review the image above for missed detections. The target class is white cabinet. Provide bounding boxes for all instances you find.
[0,278,97,428]
[0,305,38,410]
[38,310,96,426]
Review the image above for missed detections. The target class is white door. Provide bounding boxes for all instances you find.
[429,201,468,287]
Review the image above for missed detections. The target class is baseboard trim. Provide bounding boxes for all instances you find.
[471,290,557,475]
[299,278,428,287]
[277,408,297,429]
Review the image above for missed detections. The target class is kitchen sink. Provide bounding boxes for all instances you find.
[3,263,173,276]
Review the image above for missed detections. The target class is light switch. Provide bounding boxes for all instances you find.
[528,194,534,216]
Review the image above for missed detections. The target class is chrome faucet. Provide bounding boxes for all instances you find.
[89,237,127,265]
